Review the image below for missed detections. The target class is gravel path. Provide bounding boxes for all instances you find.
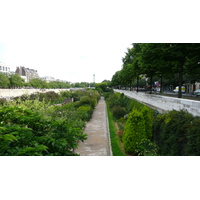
[75,97,112,156]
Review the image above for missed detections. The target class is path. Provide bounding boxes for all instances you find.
[75,97,112,156]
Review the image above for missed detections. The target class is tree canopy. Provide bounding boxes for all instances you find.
[111,43,200,97]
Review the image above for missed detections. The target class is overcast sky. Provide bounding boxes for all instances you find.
[0,0,199,83]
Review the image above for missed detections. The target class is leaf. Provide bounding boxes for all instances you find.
[3,134,18,142]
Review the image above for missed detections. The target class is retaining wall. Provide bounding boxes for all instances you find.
[114,89,200,117]
[0,88,70,99]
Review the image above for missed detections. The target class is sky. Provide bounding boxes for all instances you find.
[0,0,199,83]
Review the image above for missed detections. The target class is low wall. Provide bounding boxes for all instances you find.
[0,88,70,99]
[114,89,200,117]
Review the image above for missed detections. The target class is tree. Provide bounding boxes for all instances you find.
[29,78,49,88]
[9,73,24,88]
[162,43,200,98]
[95,82,108,92]
[111,71,121,88]
[0,73,10,88]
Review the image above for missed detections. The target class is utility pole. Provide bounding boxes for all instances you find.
[93,74,95,83]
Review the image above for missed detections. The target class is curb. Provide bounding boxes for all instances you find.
[105,99,113,156]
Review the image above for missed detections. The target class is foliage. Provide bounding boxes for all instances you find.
[0,105,87,156]
[0,89,101,156]
[95,82,109,93]
[9,73,24,88]
[153,109,200,156]
[111,43,200,97]
[122,110,147,155]
[141,106,154,139]
[0,98,7,106]
[77,105,92,121]
[111,105,126,119]
[106,102,126,156]
[29,78,49,88]
[134,139,158,156]
[105,91,157,156]
[0,73,10,88]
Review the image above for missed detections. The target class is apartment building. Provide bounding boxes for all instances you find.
[15,66,39,82]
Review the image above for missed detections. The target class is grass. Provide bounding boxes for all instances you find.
[106,101,126,156]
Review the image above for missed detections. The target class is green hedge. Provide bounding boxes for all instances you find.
[105,91,200,156]
[153,109,200,156]
[105,91,157,155]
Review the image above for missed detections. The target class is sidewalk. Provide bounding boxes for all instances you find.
[75,97,112,156]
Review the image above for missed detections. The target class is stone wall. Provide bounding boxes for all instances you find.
[114,89,200,117]
[0,88,70,99]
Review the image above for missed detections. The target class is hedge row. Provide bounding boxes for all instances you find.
[153,109,200,156]
[105,90,200,156]
[105,91,158,155]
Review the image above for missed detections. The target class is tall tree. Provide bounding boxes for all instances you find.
[164,43,200,98]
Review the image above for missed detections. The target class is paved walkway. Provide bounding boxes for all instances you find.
[75,97,112,156]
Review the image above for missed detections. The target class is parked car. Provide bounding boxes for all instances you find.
[173,86,185,93]
[193,89,200,96]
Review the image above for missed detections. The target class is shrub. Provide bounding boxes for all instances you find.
[134,139,158,156]
[0,102,87,156]
[153,109,194,156]
[77,105,92,121]
[122,110,147,155]
[0,98,7,106]
[79,95,97,109]
[111,105,126,119]
[141,106,154,140]
[185,117,200,156]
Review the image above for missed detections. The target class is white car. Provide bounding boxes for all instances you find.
[193,89,200,96]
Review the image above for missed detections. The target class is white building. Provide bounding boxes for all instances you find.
[40,76,56,82]
[0,62,11,74]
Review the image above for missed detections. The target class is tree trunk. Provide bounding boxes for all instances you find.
[178,65,183,98]
[150,74,153,94]
[136,76,139,92]
[160,75,163,93]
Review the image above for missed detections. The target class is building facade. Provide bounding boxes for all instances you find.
[15,66,39,82]
[0,62,11,74]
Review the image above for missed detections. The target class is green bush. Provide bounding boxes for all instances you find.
[79,95,97,109]
[122,110,147,155]
[185,117,200,156]
[153,109,196,156]
[141,106,154,140]
[77,105,92,121]
[0,102,87,156]
[134,139,158,156]
[111,105,126,119]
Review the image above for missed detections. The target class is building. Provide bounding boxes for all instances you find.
[0,62,11,74]
[15,66,39,82]
[40,76,56,83]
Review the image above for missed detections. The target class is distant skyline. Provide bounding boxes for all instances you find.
[0,0,199,83]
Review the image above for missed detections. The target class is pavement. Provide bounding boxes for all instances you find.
[75,96,112,156]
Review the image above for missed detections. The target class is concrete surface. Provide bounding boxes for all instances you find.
[75,97,112,156]
[114,89,200,116]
